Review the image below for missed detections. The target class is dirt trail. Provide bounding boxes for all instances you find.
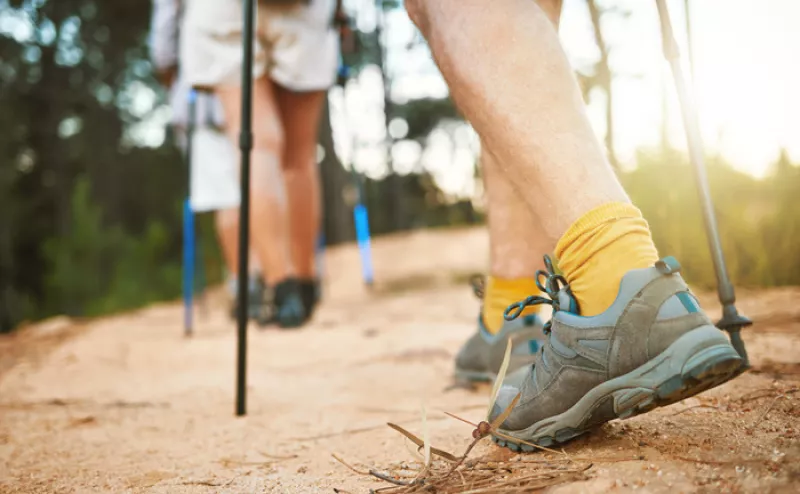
[1,228,798,493]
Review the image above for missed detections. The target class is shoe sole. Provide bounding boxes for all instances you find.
[492,325,743,451]
[277,302,307,329]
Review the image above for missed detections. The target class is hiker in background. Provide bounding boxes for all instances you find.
[149,0,268,322]
[180,0,347,328]
[406,0,744,449]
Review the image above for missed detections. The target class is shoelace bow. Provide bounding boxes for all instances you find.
[502,255,569,336]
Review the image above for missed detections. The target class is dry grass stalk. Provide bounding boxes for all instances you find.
[334,338,594,493]
[487,339,513,418]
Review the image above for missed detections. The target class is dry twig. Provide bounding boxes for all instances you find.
[369,469,412,486]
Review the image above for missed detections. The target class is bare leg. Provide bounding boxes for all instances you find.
[482,0,564,279]
[215,207,240,274]
[419,1,739,451]
[214,207,261,275]
[483,150,555,278]
[274,87,326,279]
[407,0,628,240]
[215,78,294,285]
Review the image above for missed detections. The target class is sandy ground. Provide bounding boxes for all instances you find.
[1,228,799,493]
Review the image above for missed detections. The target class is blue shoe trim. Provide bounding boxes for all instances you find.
[677,291,700,314]
[478,315,498,343]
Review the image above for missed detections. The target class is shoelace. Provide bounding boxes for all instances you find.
[502,255,570,336]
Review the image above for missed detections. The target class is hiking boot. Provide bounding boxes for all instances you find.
[455,315,545,383]
[298,278,321,319]
[229,275,271,322]
[489,255,743,451]
[272,279,307,329]
[455,275,546,382]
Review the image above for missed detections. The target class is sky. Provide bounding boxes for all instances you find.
[332,0,800,196]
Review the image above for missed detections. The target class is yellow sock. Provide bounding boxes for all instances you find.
[483,276,543,334]
[555,202,659,317]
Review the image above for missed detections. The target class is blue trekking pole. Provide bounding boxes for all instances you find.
[337,62,374,287]
[182,89,198,337]
[353,194,374,287]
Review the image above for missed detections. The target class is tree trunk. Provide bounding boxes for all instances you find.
[318,96,353,246]
[375,0,405,232]
[586,0,619,171]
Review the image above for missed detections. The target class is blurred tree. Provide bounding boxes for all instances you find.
[318,97,354,245]
[1,0,797,333]
[585,0,619,170]
[0,0,184,330]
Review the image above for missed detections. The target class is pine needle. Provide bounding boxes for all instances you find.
[331,453,369,475]
[386,423,459,462]
[443,411,478,428]
[421,403,431,467]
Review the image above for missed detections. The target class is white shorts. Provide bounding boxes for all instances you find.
[181,0,339,91]
[181,126,240,213]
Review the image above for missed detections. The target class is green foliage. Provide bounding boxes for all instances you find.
[0,0,191,331]
[624,150,799,289]
[42,177,183,317]
[42,176,223,318]
[42,177,112,316]
[30,148,800,328]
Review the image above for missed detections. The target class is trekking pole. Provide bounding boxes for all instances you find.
[353,172,375,287]
[235,0,256,416]
[655,0,751,370]
[337,63,375,287]
[182,89,198,338]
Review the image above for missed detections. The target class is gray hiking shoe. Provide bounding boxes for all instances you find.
[490,255,743,451]
[455,314,545,382]
[455,275,545,382]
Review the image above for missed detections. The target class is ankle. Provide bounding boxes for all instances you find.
[555,202,659,316]
[483,276,543,334]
